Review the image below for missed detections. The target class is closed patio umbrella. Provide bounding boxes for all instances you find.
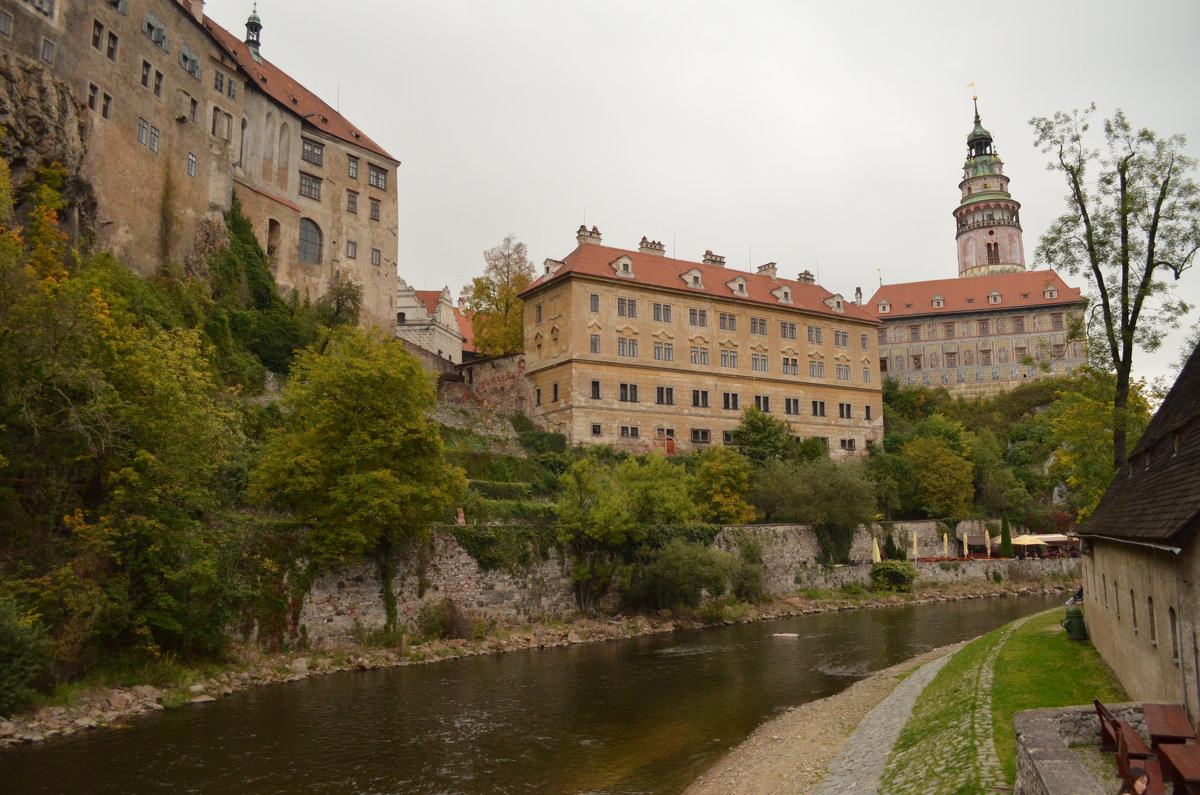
[912,531,918,559]
[872,536,882,563]
[942,534,948,557]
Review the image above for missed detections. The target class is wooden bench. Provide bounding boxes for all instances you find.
[1116,723,1158,785]
[1143,702,1194,750]
[1096,698,1119,752]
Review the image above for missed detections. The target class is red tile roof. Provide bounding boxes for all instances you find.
[865,270,1083,319]
[203,19,395,162]
[523,242,878,324]
[454,307,476,352]
[414,290,443,318]
[1081,340,1200,544]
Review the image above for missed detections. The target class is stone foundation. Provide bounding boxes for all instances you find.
[300,522,1079,648]
[1013,703,1144,795]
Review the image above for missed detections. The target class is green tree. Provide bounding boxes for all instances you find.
[748,457,875,526]
[999,514,1014,557]
[729,406,795,463]
[1048,369,1152,522]
[555,453,693,611]
[902,435,974,520]
[691,446,756,524]
[249,329,466,563]
[462,234,534,356]
[1031,106,1200,467]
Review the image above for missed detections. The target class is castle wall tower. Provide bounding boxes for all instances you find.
[955,101,1025,278]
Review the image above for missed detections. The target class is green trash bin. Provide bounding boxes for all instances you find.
[1061,606,1087,640]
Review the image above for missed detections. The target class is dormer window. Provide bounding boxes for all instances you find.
[1044,288,1058,299]
[681,267,704,289]
[692,275,700,285]
[878,301,890,314]
[611,255,635,279]
[988,290,1002,305]
[932,294,944,309]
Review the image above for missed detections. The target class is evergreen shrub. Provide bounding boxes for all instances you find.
[0,599,49,715]
[870,560,919,592]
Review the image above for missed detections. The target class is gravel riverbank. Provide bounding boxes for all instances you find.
[0,581,1070,749]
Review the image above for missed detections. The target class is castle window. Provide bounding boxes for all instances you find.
[834,330,849,347]
[590,380,600,399]
[751,317,767,335]
[754,395,770,412]
[0,10,12,36]
[836,363,851,381]
[40,38,55,64]
[298,219,322,264]
[863,367,871,383]
[619,383,638,403]
[1044,288,1058,299]
[1013,317,1025,333]
[809,360,825,378]
[214,71,226,94]
[781,321,798,340]
[371,249,382,266]
[839,439,856,452]
[348,156,359,179]
[811,400,826,417]
[988,290,1002,304]
[865,405,873,420]
[368,164,388,190]
[656,387,675,405]
[590,334,600,354]
[1051,313,1064,330]
[137,117,148,145]
[722,392,739,410]
[346,241,357,259]
[88,83,99,111]
[719,312,737,331]
[187,152,197,178]
[909,325,920,341]
[720,349,738,369]
[653,342,673,361]
[977,319,990,336]
[878,301,890,313]
[653,302,672,322]
[752,353,768,372]
[369,199,380,221]
[690,346,708,365]
[782,357,799,375]
[592,424,602,436]
[93,20,104,49]
[153,70,163,98]
[211,107,232,140]
[299,172,322,201]
[108,0,127,13]
[692,390,709,408]
[101,93,112,119]
[805,325,821,343]
[617,297,637,318]
[785,398,800,415]
[691,429,710,444]
[346,191,358,213]
[689,308,708,327]
[301,139,324,166]
[179,44,201,80]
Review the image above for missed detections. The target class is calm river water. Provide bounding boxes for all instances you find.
[1,593,1061,794]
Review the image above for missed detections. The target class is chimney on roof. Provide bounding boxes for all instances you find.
[638,236,666,256]
[757,262,778,278]
[797,269,816,285]
[183,0,205,23]
[576,225,602,246]
[702,250,726,267]
[854,287,863,305]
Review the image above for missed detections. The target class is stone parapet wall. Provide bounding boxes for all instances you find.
[301,522,1080,647]
[301,531,580,647]
[1013,704,1144,795]
[459,354,529,412]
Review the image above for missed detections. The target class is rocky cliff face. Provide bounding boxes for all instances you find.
[0,53,97,246]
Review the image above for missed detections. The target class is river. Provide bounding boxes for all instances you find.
[0,593,1062,793]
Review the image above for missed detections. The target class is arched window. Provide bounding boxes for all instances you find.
[299,218,322,264]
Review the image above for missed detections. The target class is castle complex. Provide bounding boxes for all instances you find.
[867,103,1087,397]
[1,0,401,328]
[520,228,884,456]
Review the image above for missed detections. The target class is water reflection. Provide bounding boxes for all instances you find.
[1,594,1060,794]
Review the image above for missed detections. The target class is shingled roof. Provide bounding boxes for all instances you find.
[866,270,1083,319]
[1080,342,1200,545]
[204,18,395,162]
[524,238,877,325]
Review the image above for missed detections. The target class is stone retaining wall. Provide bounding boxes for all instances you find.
[1013,703,1144,795]
[301,522,1079,647]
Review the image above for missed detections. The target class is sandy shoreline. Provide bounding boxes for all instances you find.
[683,640,968,794]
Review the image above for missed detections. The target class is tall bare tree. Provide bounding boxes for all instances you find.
[1031,105,1200,467]
[462,235,534,356]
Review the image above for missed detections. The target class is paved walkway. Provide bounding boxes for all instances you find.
[812,651,954,794]
[814,614,1036,794]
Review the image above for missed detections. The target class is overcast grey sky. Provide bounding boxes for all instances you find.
[206,0,1200,384]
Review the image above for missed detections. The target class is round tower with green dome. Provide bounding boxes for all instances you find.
[954,99,1025,278]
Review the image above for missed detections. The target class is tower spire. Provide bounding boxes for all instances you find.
[953,101,1026,278]
[245,3,263,62]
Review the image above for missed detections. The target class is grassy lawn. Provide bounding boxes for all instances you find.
[880,625,1001,793]
[992,607,1126,784]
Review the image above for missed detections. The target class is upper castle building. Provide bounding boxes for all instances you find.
[520,227,884,456]
[0,0,400,328]
[867,103,1086,396]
